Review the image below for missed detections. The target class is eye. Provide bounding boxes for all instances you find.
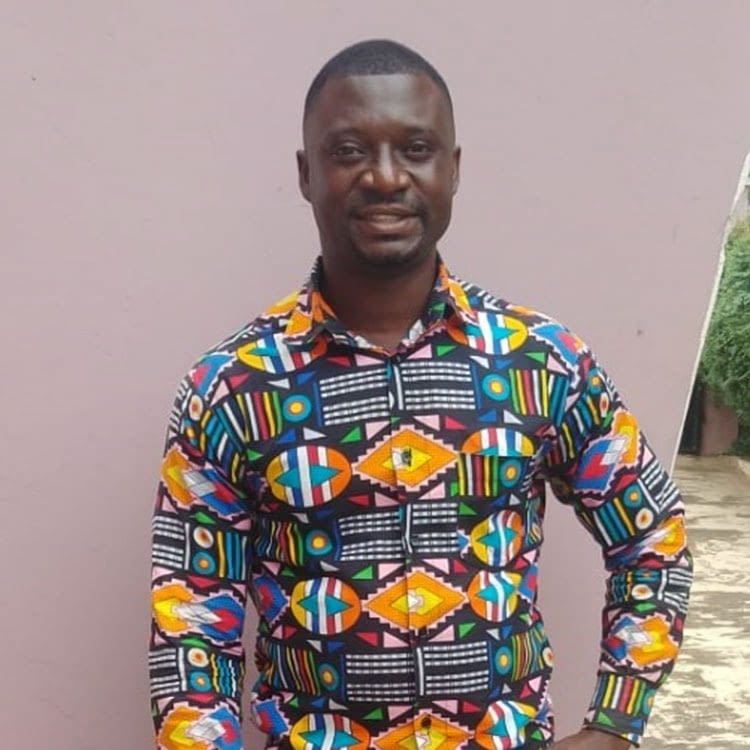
[331,143,365,160]
[403,141,434,161]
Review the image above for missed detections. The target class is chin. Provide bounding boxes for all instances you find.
[353,238,429,271]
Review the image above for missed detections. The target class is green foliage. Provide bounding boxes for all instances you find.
[699,219,750,453]
[731,427,750,456]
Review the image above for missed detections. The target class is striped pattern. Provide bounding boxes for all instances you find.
[458,453,503,496]
[338,510,403,560]
[639,461,682,512]
[463,313,526,355]
[592,673,651,716]
[421,641,490,695]
[508,368,567,422]
[346,651,417,702]
[199,409,244,482]
[239,391,283,441]
[168,377,191,436]
[149,648,183,698]
[151,516,187,569]
[253,517,305,565]
[209,652,243,697]
[591,496,639,546]
[267,445,348,507]
[321,395,390,426]
[553,394,603,465]
[457,454,528,496]
[238,333,320,374]
[661,568,693,615]
[148,648,243,701]
[262,641,320,694]
[410,502,459,556]
[206,529,248,581]
[400,360,476,411]
[505,621,549,681]
[318,368,390,426]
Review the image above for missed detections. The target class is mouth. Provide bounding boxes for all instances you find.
[353,206,420,233]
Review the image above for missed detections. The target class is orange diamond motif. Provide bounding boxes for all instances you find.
[374,713,470,750]
[366,570,466,631]
[355,428,456,490]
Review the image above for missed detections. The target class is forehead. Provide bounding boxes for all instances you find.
[304,73,454,142]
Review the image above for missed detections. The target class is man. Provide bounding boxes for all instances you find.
[150,40,692,750]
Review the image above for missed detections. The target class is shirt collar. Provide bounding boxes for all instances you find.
[283,255,478,348]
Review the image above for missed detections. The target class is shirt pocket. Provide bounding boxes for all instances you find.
[455,430,541,569]
[455,426,543,496]
[454,450,532,498]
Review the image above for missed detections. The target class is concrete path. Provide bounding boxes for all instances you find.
[643,456,750,748]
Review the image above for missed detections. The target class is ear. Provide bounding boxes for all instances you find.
[297,149,311,203]
[451,146,461,195]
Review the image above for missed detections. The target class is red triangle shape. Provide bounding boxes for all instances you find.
[191,364,210,388]
[188,692,216,705]
[356,632,380,647]
[187,575,217,590]
[519,684,534,699]
[461,700,481,714]
[444,416,467,430]
[328,356,351,367]
[348,494,372,507]
[282,625,299,639]
[228,373,251,389]
[452,559,468,574]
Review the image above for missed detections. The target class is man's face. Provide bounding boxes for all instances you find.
[298,73,460,275]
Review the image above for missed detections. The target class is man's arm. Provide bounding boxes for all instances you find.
[150,370,251,750]
[543,341,693,748]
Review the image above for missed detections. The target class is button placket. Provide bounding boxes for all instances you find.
[386,355,424,722]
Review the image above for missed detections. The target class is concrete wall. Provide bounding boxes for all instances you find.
[700,392,739,456]
[2,2,750,747]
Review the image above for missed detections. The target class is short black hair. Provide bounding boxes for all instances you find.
[304,39,453,120]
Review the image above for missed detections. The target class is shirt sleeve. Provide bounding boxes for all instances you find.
[150,369,251,750]
[543,340,693,746]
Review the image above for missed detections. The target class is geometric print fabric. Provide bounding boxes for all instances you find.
[150,259,692,750]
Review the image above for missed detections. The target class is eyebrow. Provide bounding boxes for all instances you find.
[321,125,443,143]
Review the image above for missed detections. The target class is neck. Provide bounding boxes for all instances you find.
[320,251,439,350]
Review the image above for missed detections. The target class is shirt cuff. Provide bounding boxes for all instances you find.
[583,673,658,746]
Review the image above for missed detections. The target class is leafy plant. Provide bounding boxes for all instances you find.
[699,218,750,454]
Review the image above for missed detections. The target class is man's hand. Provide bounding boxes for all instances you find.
[550,729,631,749]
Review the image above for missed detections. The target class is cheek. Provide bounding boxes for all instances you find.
[311,175,351,211]
[416,165,456,209]
[425,184,455,215]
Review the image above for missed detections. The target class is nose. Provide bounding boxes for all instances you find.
[360,147,409,194]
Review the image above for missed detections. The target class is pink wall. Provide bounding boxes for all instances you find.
[2,2,749,747]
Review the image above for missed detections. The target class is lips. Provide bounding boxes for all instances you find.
[362,212,414,225]
[353,205,420,233]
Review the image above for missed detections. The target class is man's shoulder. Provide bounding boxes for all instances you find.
[459,276,564,329]
[176,288,305,406]
[201,288,302,355]
[458,276,594,373]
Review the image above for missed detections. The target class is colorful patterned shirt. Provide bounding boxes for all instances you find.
[150,259,692,750]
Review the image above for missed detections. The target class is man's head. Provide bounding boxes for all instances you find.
[298,39,460,277]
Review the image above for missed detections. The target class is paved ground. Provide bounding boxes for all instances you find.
[642,456,750,749]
